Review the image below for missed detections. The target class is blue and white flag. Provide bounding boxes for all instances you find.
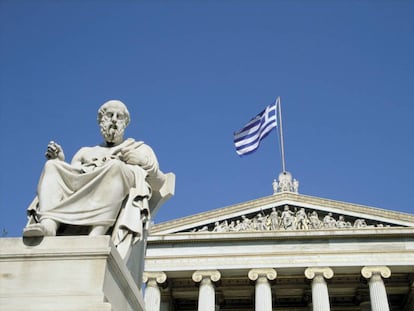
[234,99,278,156]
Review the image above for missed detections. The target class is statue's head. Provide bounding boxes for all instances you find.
[97,100,131,144]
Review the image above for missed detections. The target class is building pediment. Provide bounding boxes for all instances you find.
[151,192,414,235]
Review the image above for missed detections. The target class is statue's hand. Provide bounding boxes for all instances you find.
[45,141,65,161]
[120,148,148,167]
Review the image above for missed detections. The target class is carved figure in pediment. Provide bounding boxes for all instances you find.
[241,215,252,231]
[213,221,226,233]
[228,220,236,231]
[251,215,259,230]
[198,226,209,232]
[296,208,309,230]
[354,219,368,228]
[269,207,280,230]
[323,213,337,228]
[281,206,295,230]
[222,220,230,231]
[254,213,267,231]
[309,211,323,229]
[234,220,243,232]
[337,215,352,228]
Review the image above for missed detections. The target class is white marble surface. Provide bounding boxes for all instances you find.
[145,227,414,273]
[0,236,145,311]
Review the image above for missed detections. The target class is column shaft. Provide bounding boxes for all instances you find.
[143,272,167,311]
[368,274,390,311]
[304,267,333,311]
[361,266,391,311]
[198,278,215,311]
[192,270,221,311]
[311,274,330,311]
[144,280,161,311]
[255,276,272,311]
[248,268,277,311]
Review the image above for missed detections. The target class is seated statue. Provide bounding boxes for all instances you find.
[23,100,175,262]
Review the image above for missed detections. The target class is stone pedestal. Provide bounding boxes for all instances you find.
[0,236,145,311]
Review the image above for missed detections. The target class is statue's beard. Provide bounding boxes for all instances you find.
[100,120,125,144]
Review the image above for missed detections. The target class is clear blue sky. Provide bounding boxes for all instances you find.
[1,1,413,237]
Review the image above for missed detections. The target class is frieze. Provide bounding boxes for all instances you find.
[181,205,398,233]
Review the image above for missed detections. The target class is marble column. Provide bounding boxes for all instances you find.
[361,266,391,311]
[192,270,221,311]
[248,268,277,311]
[143,272,167,311]
[305,267,334,311]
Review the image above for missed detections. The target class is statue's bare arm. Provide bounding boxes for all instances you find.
[71,148,88,171]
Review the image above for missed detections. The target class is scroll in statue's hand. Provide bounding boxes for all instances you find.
[45,141,65,161]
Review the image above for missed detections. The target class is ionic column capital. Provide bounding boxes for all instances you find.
[248,268,277,282]
[143,271,167,285]
[192,270,221,283]
[304,267,334,280]
[361,266,391,279]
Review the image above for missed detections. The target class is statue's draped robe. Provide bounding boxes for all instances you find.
[36,138,159,238]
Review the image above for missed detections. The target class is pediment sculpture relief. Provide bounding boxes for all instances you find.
[187,205,395,233]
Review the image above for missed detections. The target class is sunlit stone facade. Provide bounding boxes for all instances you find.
[144,192,414,311]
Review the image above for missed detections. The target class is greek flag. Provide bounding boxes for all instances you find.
[234,100,278,156]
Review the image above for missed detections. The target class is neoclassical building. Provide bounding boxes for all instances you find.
[143,174,414,311]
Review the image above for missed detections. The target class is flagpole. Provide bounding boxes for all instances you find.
[277,96,287,172]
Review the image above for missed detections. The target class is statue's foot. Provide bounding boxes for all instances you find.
[23,224,46,237]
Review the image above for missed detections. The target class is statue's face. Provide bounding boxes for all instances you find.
[99,105,128,144]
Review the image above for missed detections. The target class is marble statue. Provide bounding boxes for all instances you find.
[295,208,308,230]
[309,211,323,229]
[323,212,337,228]
[256,213,268,231]
[273,171,300,194]
[354,219,368,228]
[280,205,295,230]
[241,215,252,231]
[23,100,175,261]
[269,207,280,230]
[337,215,352,228]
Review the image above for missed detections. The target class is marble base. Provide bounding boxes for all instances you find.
[0,236,145,311]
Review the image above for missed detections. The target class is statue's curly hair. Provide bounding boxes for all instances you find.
[97,100,131,126]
